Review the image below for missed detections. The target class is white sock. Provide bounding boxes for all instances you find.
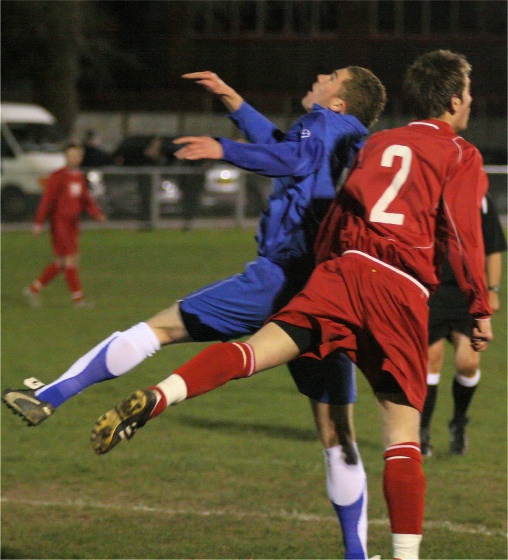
[392,533,422,559]
[455,369,481,387]
[426,372,440,385]
[325,444,366,505]
[156,374,188,405]
[325,444,368,557]
[106,322,161,376]
[33,323,161,407]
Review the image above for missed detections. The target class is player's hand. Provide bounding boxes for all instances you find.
[97,214,106,223]
[173,137,224,161]
[182,71,230,95]
[182,71,243,112]
[33,223,43,236]
[471,317,493,352]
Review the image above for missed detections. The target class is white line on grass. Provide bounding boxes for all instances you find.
[2,497,505,538]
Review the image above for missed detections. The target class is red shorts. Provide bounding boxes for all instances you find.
[272,251,430,411]
[50,221,79,256]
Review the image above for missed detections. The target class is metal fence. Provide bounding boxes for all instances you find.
[89,163,272,230]
[484,165,508,215]
[93,164,507,229]
[3,164,506,231]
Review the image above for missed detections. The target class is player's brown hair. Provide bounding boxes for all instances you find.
[338,66,387,129]
[403,50,472,119]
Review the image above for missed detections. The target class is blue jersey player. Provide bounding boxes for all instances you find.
[4,68,386,559]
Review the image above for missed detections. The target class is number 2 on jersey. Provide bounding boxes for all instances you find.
[369,144,412,225]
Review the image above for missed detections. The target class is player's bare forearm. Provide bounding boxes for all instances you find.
[182,71,243,112]
[173,136,224,161]
[486,252,502,311]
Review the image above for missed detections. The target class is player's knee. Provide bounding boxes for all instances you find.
[456,356,480,377]
[147,305,190,345]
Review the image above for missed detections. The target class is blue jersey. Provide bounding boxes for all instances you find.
[220,102,368,268]
[180,102,366,406]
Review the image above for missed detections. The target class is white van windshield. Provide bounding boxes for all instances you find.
[7,122,65,153]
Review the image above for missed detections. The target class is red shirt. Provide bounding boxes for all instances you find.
[315,119,490,318]
[35,166,103,226]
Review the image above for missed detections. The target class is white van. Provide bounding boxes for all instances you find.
[1,102,104,221]
[1,102,67,220]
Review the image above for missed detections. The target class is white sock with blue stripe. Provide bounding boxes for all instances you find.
[36,322,160,408]
[325,444,368,559]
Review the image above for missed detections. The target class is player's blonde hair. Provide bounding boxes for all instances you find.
[338,66,387,129]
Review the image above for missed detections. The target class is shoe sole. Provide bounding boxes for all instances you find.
[91,390,151,455]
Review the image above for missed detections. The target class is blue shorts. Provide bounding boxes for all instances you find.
[179,256,355,405]
[288,353,356,405]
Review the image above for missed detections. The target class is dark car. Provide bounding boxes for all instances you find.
[103,134,271,220]
[111,135,181,166]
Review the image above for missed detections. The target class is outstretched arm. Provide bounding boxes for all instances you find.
[182,71,243,113]
[183,71,280,144]
[173,136,224,160]
[174,128,325,178]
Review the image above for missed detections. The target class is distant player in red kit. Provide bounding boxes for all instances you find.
[24,142,105,307]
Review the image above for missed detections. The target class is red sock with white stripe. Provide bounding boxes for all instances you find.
[152,342,256,414]
[383,442,425,559]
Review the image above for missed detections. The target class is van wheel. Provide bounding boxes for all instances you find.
[1,187,28,221]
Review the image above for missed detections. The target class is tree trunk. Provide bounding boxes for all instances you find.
[33,1,82,134]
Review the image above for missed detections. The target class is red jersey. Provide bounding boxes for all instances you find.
[35,166,103,226]
[315,119,490,318]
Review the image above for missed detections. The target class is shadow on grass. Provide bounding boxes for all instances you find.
[1,546,26,559]
[178,415,383,452]
[178,414,317,441]
[178,415,381,451]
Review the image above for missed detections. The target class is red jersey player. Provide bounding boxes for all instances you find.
[92,50,492,559]
[24,142,105,307]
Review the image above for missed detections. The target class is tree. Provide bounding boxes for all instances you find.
[2,1,82,134]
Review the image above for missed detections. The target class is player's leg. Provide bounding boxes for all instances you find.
[50,226,83,305]
[24,257,64,306]
[377,393,425,560]
[290,354,367,559]
[314,402,368,560]
[91,321,302,454]
[61,253,86,305]
[448,331,480,454]
[353,258,427,559]
[420,338,446,456]
[4,258,286,425]
[147,305,194,344]
[1,305,184,425]
[43,304,189,403]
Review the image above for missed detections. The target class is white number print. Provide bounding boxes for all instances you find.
[369,144,412,225]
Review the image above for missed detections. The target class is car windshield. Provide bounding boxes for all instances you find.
[7,122,65,153]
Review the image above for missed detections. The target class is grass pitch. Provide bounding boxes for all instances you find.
[1,228,507,559]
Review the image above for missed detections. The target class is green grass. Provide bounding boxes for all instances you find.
[2,228,507,559]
